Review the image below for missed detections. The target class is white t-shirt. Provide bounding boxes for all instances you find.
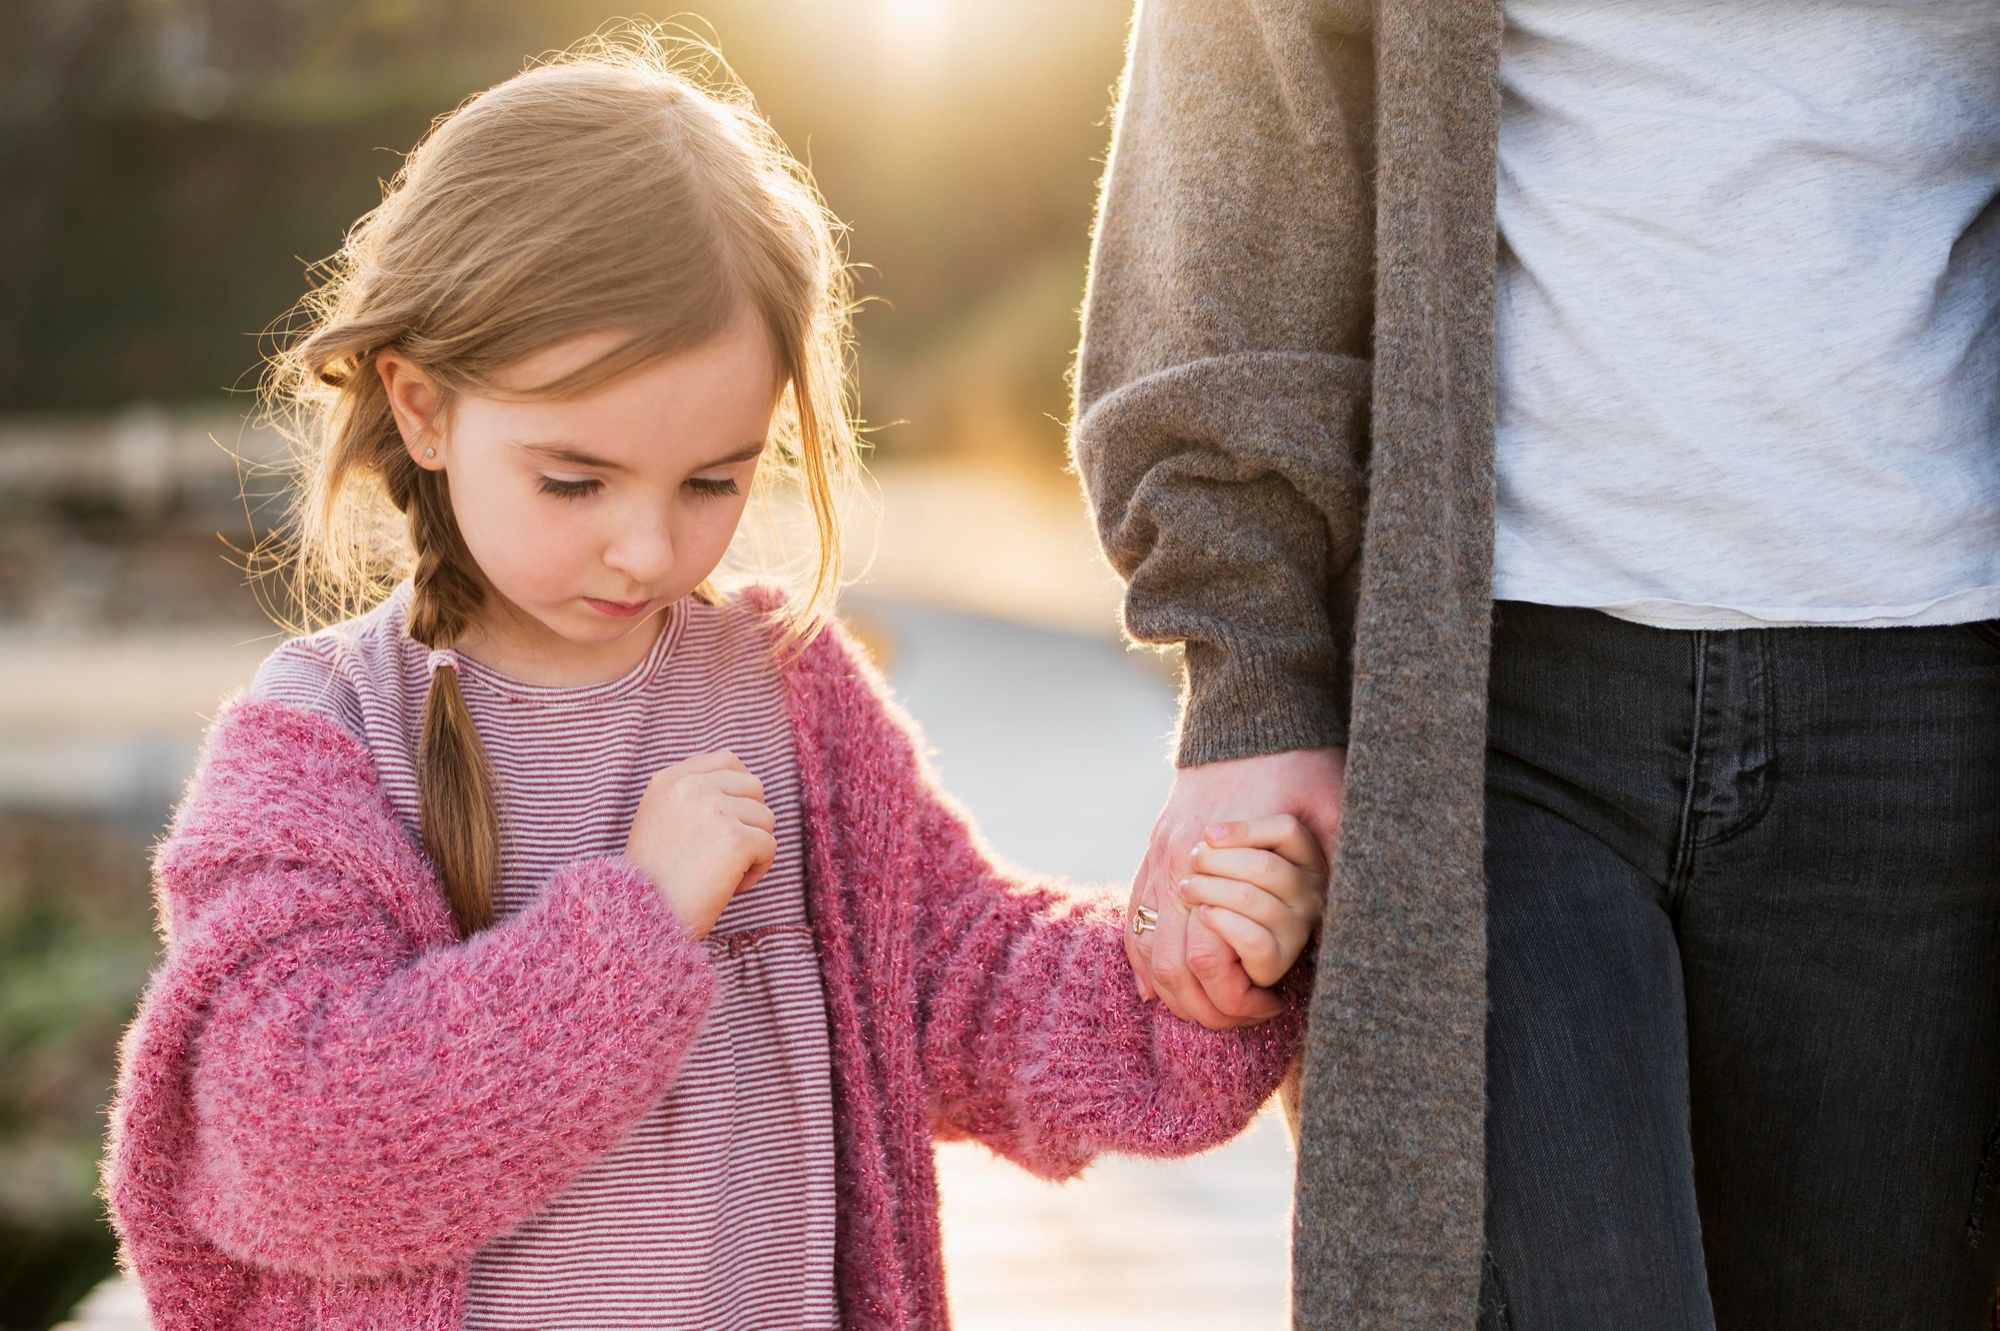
[1490,0,2000,628]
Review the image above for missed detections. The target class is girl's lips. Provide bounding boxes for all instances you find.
[585,596,651,618]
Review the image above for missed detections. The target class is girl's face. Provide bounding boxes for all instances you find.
[377,303,784,678]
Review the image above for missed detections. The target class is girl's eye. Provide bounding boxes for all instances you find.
[538,476,600,501]
[538,475,740,501]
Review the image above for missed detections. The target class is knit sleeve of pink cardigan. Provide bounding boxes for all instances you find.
[783,605,1317,1181]
[107,696,721,1283]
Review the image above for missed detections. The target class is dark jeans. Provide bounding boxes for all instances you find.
[1476,599,2000,1330]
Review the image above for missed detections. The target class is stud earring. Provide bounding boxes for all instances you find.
[423,447,436,459]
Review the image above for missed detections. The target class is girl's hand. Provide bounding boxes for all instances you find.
[1174,813,1329,988]
[624,751,776,940]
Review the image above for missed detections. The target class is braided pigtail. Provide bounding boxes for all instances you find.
[391,460,502,938]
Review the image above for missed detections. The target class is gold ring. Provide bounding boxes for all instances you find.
[1130,905,1159,936]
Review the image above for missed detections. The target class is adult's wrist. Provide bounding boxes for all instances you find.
[1175,643,1349,768]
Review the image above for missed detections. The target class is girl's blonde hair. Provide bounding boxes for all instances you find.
[249,22,863,938]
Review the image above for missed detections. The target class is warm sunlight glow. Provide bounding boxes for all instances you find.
[878,0,953,50]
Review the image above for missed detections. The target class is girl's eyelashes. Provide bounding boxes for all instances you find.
[535,475,741,501]
[537,476,600,500]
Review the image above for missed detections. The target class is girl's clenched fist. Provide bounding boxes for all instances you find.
[624,750,776,939]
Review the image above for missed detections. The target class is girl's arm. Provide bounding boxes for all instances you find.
[150,845,717,1280]
[801,618,1314,1181]
[913,840,1316,1180]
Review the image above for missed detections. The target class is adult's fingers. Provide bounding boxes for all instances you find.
[1143,851,1237,1029]
[1125,868,1158,1001]
[1125,832,1169,1001]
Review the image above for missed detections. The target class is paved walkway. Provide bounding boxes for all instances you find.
[50,593,1299,1329]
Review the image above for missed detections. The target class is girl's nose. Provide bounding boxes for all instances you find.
[604,521,674,586]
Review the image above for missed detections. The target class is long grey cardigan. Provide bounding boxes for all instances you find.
[1069,1,1504,1326]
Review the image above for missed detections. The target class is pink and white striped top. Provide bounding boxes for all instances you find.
[248,575,840,1329]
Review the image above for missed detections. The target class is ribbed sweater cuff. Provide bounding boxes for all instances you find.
[1175,643,1350,769]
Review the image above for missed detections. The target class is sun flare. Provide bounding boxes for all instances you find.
[877,0,953,49]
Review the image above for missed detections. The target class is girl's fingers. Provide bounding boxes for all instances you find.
[1193,906,1286,988]
[1201,814,1327,874]
[733,827,779,894]
[723,796,776,833]
[708,768,767,802]
[1187,844,1289,896]
[1178,872,1288,934]
[1187,844,1327,923]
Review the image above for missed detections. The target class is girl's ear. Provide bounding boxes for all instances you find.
[376,350,447,470]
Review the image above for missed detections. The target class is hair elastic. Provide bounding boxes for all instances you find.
[426,646,461,675]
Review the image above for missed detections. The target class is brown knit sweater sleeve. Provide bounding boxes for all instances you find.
[1069,0,1377,768]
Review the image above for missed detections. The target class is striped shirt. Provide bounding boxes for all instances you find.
[247,575,841,1329]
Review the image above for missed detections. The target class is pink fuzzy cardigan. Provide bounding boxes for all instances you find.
[101,584,1314,1330]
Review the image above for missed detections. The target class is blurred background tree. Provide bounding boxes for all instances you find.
[0,0,1127,467]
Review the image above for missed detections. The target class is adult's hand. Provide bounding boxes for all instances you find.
[1127,745,1346,1029]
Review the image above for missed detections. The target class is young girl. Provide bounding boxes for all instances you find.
[99,25,1326,1331]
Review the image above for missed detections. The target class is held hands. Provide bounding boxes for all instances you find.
[1174,815,1328,988]
[1126,746,1346,1029]
[624,751,776,940]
